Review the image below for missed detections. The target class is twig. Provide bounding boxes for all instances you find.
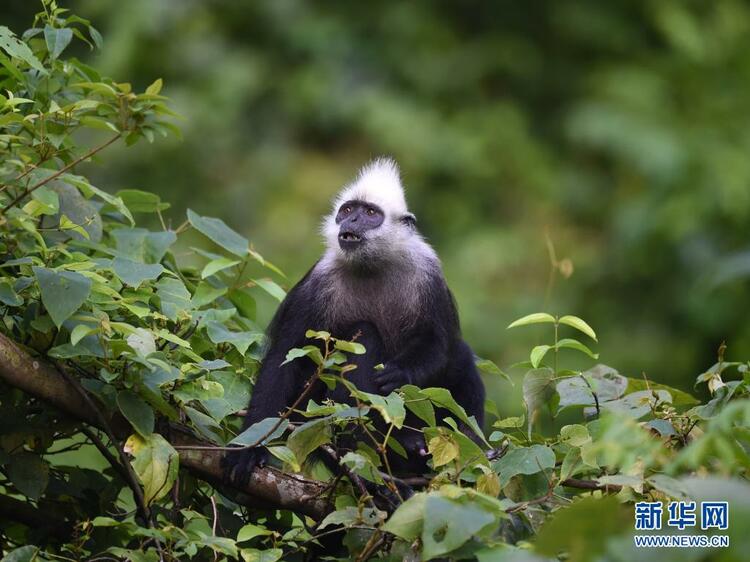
[356,530,385,562]
[2,134,121,213]
[79,426,130,483]
[210,495,219,562]
[560,478,622,492]
[320,445,376,510]
[580,374,600,417]
[55,360,151,523]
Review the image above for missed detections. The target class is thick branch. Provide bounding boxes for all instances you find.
[0,332,330,519]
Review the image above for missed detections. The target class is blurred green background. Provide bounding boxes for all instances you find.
[4,0,750,399]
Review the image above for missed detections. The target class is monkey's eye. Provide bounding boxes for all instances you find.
[366,207,376,216]
[342,206,352,214]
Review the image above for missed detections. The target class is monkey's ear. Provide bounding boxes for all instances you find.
[400,213,417,228]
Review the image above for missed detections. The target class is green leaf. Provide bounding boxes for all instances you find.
[113,257,164,288]
[282,346,324,366]
[382,492,426,540]
[507,312,556,329]
[230,417,289,446]
[202,257,240,279]
[184,406,224,442]
[1,546,40,562]
[70,324,95,346]
[493,415,525,429]
[237,523,273,542]
[252,278,286,302]
[558,315,597,341]
[401,385,436,426]
[475,358,512,384]
[59,214,90,239]
[267,445,300,471]
[44,25,73,59]
[117,189,170,213]
[30,185,59,215]
[80,116,119,132]
[7,452,49,500]
[355,391,406,428]
[228,288,256,320]
[206,321,263,356]
[173,379,224,403]
[556,338,599,360]
[192,282,228,308]
[156,278,192,321]
[240,549,283,562]
[599,389,672,419]
[0,26,47,73]
[334,339,366,354]
[117,390,155,437]
[555,365,628,413]
[124,433,179,505]
[421,387,487,444]
[428,434,459,467]
[126,328,157,358]
[530,344,551,368]
[0,281,22,306]
[522,368,556,434]
[494,444,556,487]
[340,451,384,484]
[203,370,251,421]
[535,496,628,562]
[146,77,163,95]
[626,377,699,407]
[187,209,248,258]
[421,495,496,560]
[560,424,591,447]
[287,418,332,464]
[33,267,92,327]
[111,228,176,263]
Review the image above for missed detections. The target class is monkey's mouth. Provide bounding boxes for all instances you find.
[338,231,363,250]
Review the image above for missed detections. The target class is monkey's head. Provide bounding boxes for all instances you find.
[323,158,419,266]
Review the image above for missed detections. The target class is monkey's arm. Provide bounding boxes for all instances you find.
[375,278,458,394]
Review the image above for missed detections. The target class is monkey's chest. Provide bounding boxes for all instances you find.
[320,277,418,349]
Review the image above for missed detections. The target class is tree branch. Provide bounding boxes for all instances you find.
[0,332,330,520]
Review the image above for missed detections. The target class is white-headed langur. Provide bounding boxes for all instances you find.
[225,158,485,484]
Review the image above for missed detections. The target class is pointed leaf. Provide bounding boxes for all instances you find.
[507,312,556,329]
[117,390,155,437]
[556,338,599,360]
[124,433,179,505]
[33,267,92,327]
[187,209,248,257]
[113,257,164,288]
[44,25,73,59]
[530,344,551,368]
[558,315,597,341]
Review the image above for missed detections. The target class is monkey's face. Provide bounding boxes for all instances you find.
[335,200,385,252]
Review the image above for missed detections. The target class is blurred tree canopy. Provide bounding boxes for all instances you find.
[4,0,750,397]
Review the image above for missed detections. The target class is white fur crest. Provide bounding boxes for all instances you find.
[320,157,438,271]
[333,157,408,216]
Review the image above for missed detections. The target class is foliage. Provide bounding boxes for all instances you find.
[1,4,750,562]
[2,0,748,389]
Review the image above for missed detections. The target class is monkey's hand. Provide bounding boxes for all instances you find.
[375,364,412,394]
[221,446,268,488]
[401,429,428,459]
